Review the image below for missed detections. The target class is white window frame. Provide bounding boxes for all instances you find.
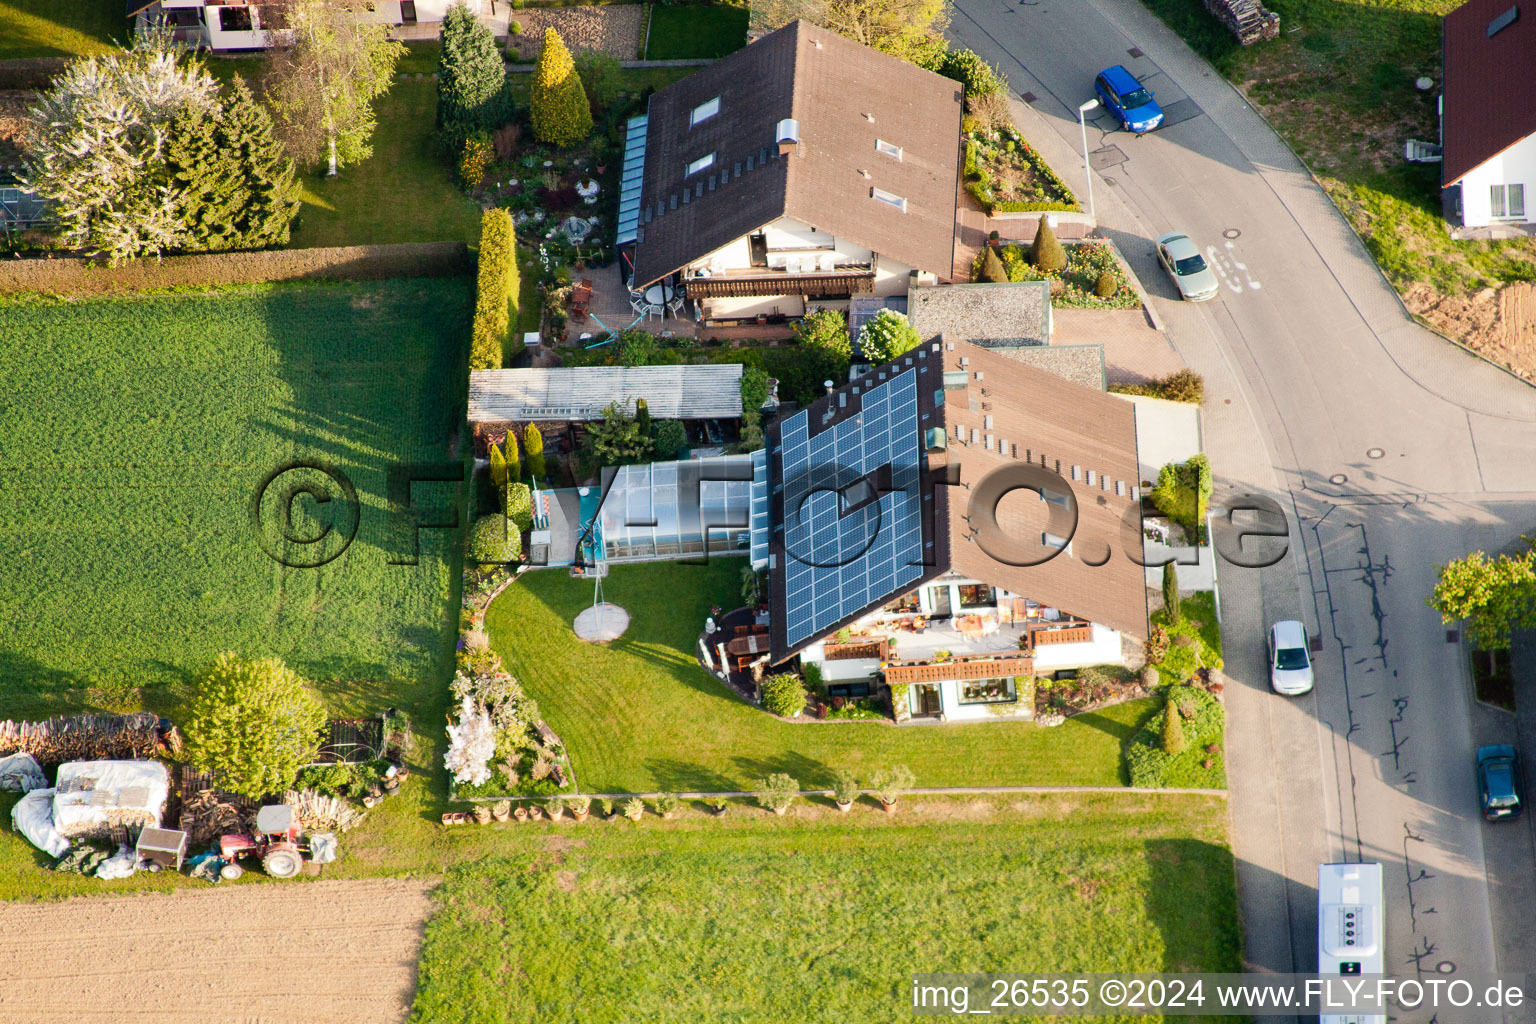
[1042,532,1073,557]
[690,97,720,127]
[875,139,903,161]
[871,187,907,212]
[1491,183,1526,220]
[686,152,716,177]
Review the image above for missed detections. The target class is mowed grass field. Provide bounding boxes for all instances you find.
[0,279,470,718]
[408,794,1241,1024]
[0,0,124,60]
[487,560,1159,792]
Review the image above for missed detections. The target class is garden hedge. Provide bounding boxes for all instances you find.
[470,208,520,371]
[469,513,521,564]
[0,242,471,297]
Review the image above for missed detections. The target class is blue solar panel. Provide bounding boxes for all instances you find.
[779,369,925,648]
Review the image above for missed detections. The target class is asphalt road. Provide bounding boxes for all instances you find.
[949,0,1536,1018]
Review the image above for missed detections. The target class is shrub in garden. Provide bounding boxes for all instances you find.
[654,793,679,818]
[938,48,1007,98]
[1094,270,1118,298]
[597,797,613,817]
[574,51,623,111]
[438,3,509,141]
[531,29,593,147]
[1144,623,1170,663]
[801,661,824,696]
[444,696,496,786]
[470,208,519,370]
[980,246,1008,284]
[652,419,688,460]
[510,19,523,36]
[857,308,922,364]
[831,767,860,807]
[1111,369,1206,405]
[1126,685,1224,787]
[183,653,326,800]
[1150,455,1213,535]
[522,424,546,480]
[468,513,520,565]
[761,673,808,718]
[1029,217,1067,273]
[458,131,493,188]
[622,796,644,820]
[757,773,799,814]
[869,764,916,806]
[793,308,852,361]
[505,482,534,533]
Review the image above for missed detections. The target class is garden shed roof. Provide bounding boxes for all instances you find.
[907,281,1053,349]
[630,20,963,287]
[467,365,744,423]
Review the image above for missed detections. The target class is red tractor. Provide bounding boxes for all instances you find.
[218,804,306,880]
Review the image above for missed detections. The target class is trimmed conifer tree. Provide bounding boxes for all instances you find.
[1162,561,1181,623]
[980,246,1008,283]
[504,429,521,483]
[523,423,545,481]
[437,1,507,140]
[1161,701,1186,754]
[635,397,650,438]
[1029,216,1067,273]
[488,441,508,490]
[530,28,592,147]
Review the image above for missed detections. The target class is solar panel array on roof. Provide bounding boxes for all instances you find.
[779,368,924,647]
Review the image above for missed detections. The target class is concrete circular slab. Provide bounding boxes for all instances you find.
[574,602,630,642]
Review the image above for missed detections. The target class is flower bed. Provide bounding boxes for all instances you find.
[1034,665,1151,718]
[963,123,1077,214]
[973,239,1141,310]
[1123,684,1225,788]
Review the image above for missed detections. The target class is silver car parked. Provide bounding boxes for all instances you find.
[1155,232,1220,302]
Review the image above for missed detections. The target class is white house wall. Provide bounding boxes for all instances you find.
[686,217,915,298]
[1030,625,1123,671]
[1457,132,1536,227]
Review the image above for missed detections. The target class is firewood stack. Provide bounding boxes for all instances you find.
[284,789,365,833]
[179,789,247,847]
[0,712,164,766]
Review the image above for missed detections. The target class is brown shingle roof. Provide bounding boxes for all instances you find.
[940,341,1148,639]
[1442,0,1536,185]
[632,21,963,286]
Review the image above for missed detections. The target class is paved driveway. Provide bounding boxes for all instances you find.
[950,0,1536,1017]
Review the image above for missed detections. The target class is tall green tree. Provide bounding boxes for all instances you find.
[1429,548,1536,651]
[523,423,546,481]
[164,75,301,252]
[1161,561,1180,624]
[182,652,327,800]
[635,397,651,437]
[504,428,522,483]
[793,308,852,361]
[437,1,507,141]
[488,441,509,490]
[262,0,405,176]
[530,28,592,147]
[584,400,654,466]
[1160,701,1186,754]
[857,308,922,364]
[750,0,949,65]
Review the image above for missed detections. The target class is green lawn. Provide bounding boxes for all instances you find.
[290,78,485,249]
[485,559,1160,793]
[645,4,749,59]
[408,794,1241,1024]
[1138,0,1536,300]
[0,0,125,60]
[0,279,470,717]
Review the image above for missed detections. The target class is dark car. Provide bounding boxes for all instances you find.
[1094,65,1164,134]
[1477,745,1524,821]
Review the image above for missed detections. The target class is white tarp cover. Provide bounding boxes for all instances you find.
[0,752,47,792]
[11,788,71,857]
[308,832,338,864]
[52,760,169,834]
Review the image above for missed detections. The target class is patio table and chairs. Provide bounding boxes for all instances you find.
[629,282,678,321]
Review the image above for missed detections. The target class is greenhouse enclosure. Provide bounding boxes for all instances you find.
[529,456,759,568]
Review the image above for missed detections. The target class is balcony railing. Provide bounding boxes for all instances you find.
[822,637,890,661]
[884,653,1034,685]
[685,268,875,300]
[1027,622,1095,647]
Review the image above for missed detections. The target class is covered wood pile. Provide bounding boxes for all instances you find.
[0,712,181,767]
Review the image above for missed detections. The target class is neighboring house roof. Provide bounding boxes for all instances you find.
[1442,0,1536,185]
[630,20,963,287]
[985,344,1106,392]
[907,281,1053,350]
[467,365,744,422]
[764,338,1147,663]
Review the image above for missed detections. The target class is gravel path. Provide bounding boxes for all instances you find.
[0,878,432,1024]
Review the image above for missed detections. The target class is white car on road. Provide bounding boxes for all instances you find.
[1155,232,1220,302]
[1268,620,1314,695]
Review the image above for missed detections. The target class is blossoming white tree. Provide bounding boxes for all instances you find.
[22,28,218,260]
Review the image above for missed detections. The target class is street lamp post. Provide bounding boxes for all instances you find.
[1077,98,1099,220]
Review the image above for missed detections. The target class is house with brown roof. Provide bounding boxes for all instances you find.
[1441,0,1535,230]
[618,20,964,326]
[751,337,1147,722]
